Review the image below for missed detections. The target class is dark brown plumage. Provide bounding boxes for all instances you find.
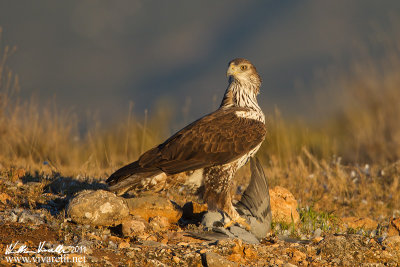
[107,58,266,220]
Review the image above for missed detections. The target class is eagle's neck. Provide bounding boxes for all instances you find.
[220,80,265,123]
[220,80,262,112]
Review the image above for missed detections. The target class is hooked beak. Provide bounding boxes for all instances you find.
[226,64,236,77]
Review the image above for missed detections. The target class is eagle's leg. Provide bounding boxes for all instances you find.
[203,165,251,230]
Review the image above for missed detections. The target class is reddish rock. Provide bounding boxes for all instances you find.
[125,195,181,223]
[0,193,11,204]
[203,252,239,267]
[269,186,300,224]
[391,218,400,232]
[388,218,400,236]
[12,168,26,181]
[341,217,378,230]
[118,241,130,249]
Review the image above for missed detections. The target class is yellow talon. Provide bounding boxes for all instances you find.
[224,217,251,231]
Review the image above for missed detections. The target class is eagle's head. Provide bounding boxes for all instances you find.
[227,58,261,94]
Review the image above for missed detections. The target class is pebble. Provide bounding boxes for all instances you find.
[202,252,239,267]
[119,241,130,249]
[172,256,180,263]
[283,263,297,267]
[149,216,170,231]
[122,217,147,236]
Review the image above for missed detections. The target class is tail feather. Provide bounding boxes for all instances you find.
[236,157,271,223]
[106,160,161,195]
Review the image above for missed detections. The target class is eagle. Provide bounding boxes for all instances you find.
[107,58,266,223]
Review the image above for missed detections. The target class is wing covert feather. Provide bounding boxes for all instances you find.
[138,107,266,174]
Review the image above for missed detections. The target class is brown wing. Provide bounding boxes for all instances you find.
[137,107,266,174]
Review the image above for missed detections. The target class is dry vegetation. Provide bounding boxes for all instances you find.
[1,27,399,222]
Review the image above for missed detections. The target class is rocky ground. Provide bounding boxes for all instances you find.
[0,169,399,266]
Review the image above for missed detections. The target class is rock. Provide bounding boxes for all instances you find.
[125,195,181,223]
[388,218,400,236]
[172,256,180,264]
[149,216,170,231]
[18,210,45,225]
[341,217,378,230]
[0,193,11,204]
[201,211,224,228]
[118,241,130,249]
[202,252,239,267]
[66,190,129,226]
[269,186,300,224]
[121,217,147,236]
[290,249,306,262]
[12,168,26,182]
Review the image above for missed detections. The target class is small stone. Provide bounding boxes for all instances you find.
[18,210,44,225]
[243,247,257,258]
[229,253,242,263]
[291,249,306,262]
[313,236,324,243]
[66,190,129,226]
[12,168,26,181]
[122,217,147,236]
[172,256,180,263]
[202,252,239,267]
[313,228,322,238]
[125,195,181,223]
[269,186,300,224]
[0,193,11,204]
[119,241,130,249]
[149,216,170,232]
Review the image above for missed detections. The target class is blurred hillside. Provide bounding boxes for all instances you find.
[0,1,400,126]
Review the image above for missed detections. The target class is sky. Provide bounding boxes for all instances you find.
[0,0,399,129]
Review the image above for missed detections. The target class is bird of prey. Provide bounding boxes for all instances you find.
[107,58,266,222]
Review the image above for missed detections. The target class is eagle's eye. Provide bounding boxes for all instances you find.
[240,65,247,71]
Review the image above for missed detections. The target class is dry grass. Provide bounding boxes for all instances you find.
[1,27,400,220]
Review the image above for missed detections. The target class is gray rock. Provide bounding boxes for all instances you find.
[18,210,45,225]
[201,252,239,267]
[313,228,322,238]
[122,217,147,236]
[66,190,129,226]
[201,211,224,228]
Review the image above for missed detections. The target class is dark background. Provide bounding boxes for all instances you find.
[1,0,399,128]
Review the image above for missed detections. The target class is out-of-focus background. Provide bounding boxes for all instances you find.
[1,1,399,124]
[1,0,400,220]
